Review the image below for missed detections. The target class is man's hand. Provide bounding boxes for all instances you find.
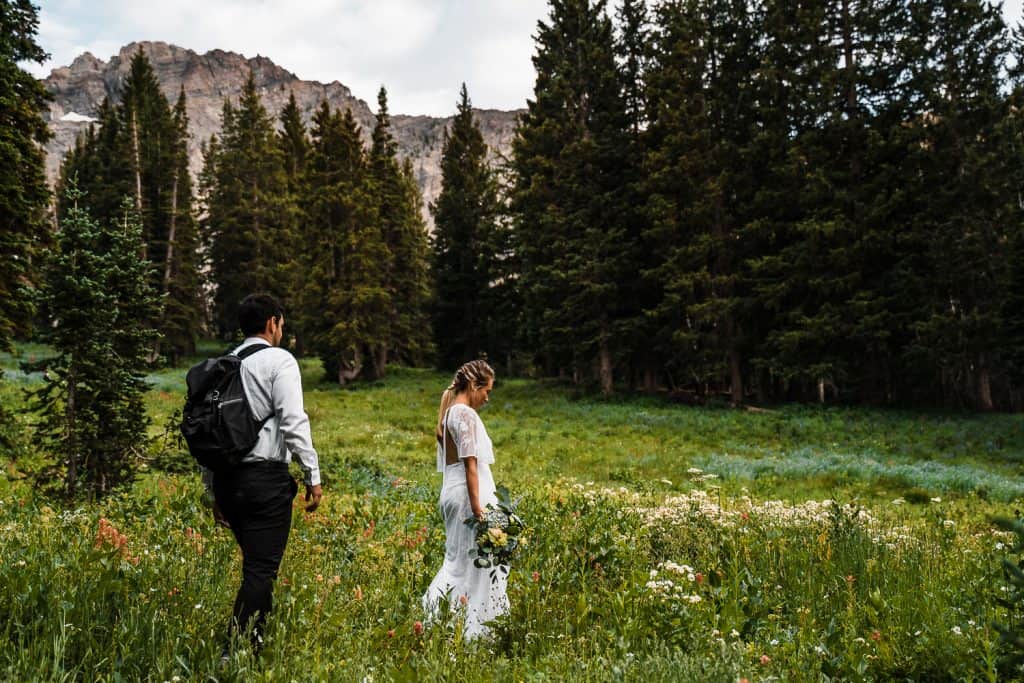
[305,484,323,512]
[212,502,230,529]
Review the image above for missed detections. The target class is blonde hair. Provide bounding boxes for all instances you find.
[436,359,495,442]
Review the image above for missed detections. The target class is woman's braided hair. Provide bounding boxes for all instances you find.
[436,360,495,443]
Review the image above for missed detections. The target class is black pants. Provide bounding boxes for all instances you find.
[213,461,297,646]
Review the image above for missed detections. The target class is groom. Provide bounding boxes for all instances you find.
[203,293,323,653]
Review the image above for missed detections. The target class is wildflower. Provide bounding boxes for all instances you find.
[870,630,881,642]
[942,520,955,528]
[892,498,905,505]
[316,574,324,582]
[996,542,1006,551]
[730,629,740,638]
[930,497,941,503]
[387,629,395,638]
[740,679,750,683]
[846,575,855,585]
[760,655,771,665]
[532,571,541,582]
[459,594,468,606]
[413,621,424,635]
[770,639,779,646]
[685,594,701,604]
[952,626,962,636]
[687,467,703,475]
[354,586,363,601]
[331,575,341,586]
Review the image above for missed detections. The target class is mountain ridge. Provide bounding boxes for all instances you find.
[41,41,522,225]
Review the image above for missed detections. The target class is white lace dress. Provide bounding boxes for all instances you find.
[422,403,510,639]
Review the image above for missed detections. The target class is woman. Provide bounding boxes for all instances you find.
[422,359,509,639]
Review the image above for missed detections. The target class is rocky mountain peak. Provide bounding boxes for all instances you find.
[41,41,521,226]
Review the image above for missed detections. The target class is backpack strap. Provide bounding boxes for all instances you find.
[236,343,271,360]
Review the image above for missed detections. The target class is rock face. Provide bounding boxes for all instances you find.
[42,41,522,226]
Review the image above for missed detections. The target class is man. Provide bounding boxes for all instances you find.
[203,293,323,653]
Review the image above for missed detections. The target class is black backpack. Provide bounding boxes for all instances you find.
[180,344,271,472]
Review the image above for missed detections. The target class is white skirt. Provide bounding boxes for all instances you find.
[422,460,509,639]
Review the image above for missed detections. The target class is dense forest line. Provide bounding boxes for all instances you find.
[7,0,1024,414]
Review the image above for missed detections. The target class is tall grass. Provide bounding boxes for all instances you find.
[0,348,1021,679]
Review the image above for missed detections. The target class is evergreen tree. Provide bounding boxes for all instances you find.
[512,0,635,395]
[202,73,293,336]
[277,91,311,352]
[158,89,204,360]
[28,188,161,499]
[643,0,764,403]
[0,0,50,350]
[297,103,389,383]
[901,0,1012,409]
[431,84,508,369]
[278,91,310,186]
[614,0,660,391]
[369,87,432,375]
[57,51,203,360]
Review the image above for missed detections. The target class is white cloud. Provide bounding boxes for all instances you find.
[26,0,1024,116]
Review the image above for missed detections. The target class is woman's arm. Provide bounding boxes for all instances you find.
[464,456,483,519]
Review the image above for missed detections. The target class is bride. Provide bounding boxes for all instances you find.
[422,359,510,639]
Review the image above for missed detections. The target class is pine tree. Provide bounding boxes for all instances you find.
[0,0,51,351]
[900,0,1012,409]
[277,91,311,351]
[298,103,389,383]
[57,51,203,360]
[431,84,507,369]
[369,87,432,376]
[202,73,294,336]
[28,188,161,499]
[158,89,204,361]
[512,0,635,395]
[614,0,660,391]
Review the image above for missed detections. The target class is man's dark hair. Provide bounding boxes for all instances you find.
[238,294,284,336]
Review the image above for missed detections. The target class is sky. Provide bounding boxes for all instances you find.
[25,0,1024,117]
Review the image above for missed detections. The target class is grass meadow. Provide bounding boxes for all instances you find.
[1,344,1024,681]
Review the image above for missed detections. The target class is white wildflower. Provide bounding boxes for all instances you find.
[952,626,962,636]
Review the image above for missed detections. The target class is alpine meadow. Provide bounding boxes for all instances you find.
[3,0,1024,681]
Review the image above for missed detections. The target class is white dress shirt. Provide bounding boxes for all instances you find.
[202,337,321,491]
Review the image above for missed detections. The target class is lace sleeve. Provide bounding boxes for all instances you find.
[447,405,479,460]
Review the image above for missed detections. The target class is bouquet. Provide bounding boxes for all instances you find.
[465,485,526,579]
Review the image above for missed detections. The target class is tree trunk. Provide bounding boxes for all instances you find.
[65,365,78,497]
[977,355,994,411]
[163,169,179,292]
[130,110,145,257]
[599,340,613,397]
[643,365,658,394]
[730,350,743,405]
[374,346,388,379]
[338,348,363,386]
